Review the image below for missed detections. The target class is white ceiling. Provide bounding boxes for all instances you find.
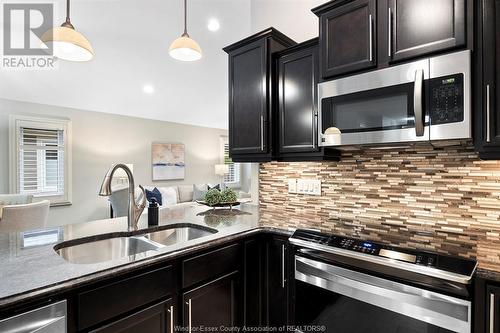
[0,0,326,129]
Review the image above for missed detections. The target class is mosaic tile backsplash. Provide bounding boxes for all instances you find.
[259,144,500,272]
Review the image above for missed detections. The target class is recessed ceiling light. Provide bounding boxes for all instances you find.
[207,18,220,32]
[143,85,155,94]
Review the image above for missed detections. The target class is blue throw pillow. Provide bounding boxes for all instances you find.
[208,184,221,191]
[145,187,162,206]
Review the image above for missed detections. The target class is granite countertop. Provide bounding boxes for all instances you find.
[0,203,282,310]
[2,203,500,311]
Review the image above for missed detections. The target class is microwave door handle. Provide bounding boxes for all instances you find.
[414,69,425,137]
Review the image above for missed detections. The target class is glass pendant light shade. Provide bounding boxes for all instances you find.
[169,34,202,61]
[170,0,202,62]
[41,26,94,62]
[41,0,94,62]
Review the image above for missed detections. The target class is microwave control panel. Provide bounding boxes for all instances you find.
[429,73,464,125]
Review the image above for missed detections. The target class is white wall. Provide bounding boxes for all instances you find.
[0,99,227,226]
[250,0,329,42]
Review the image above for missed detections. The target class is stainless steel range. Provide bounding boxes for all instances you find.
[289,229,477,333]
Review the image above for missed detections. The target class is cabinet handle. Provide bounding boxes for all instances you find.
[167,305,174,333]
[282,244,286,288]
[487,84,491,142]
[388,7,392,57]
[260,115,265,151]
[491,293,495,333]
[313,114,318,148]
[186,299,192,333]
[369,14,373,62]
[414,69,425,137]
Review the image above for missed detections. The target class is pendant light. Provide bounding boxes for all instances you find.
[41,0,94,62]
[169,0,202,62]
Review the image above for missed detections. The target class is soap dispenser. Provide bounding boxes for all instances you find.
[148,197,159,226]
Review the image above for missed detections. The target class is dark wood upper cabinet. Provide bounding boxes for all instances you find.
[314,0,376,79]
[313,0,470,79]
[476,0,500,159]
[276,39,340,161]
[388,0,466,62]
[278,41,319,154]
[224,28,296,162]
[183,272,239,331]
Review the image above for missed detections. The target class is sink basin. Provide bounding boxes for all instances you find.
[143,226,217,247]
[56,236,160,265]
[55,225,218,264]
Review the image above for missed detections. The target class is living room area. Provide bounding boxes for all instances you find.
[0,102,258,229]
[0,0,276,230]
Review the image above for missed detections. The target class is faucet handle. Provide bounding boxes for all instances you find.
[136,185,147,209]
[132,185,147,229]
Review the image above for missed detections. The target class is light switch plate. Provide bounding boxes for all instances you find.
[295,179,321,196]
[288,179,297,193]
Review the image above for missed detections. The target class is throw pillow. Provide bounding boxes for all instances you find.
[193,184,208,201]
[158,187,178,206]
[145,187,162,206]
[208,184,221,191]
[178,185,194,203]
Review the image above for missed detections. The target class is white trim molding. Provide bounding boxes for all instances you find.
[9,114,72,206]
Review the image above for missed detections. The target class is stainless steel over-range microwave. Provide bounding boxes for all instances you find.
[318,50,471,147]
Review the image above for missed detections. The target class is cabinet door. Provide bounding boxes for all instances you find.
[90,299,174,333]
[279,46,320,154]
[388,0,465,62]
[229,39,268,155]
[243,239,265,327]
[482,0,500,149]
[319,0,376,78]
[487,285,500,333]
[266,238,288,329]
[183,272,238,331]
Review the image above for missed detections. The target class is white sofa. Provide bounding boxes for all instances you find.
[109,184,251,218]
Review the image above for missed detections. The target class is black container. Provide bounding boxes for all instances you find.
[148,198,159,226]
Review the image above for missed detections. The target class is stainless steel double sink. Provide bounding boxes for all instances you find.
[55,225,217,265]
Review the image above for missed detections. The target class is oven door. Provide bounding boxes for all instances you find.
[294,256,471,333]
[318,59,430,147]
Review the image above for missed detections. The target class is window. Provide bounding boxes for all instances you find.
[9,115,72,205]
[220,136,240,186]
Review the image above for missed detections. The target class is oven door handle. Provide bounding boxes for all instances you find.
[414,69,425,137]
[295,256,471,333]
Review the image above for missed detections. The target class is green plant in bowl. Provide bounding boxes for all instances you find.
[204,188,222,206]
[221,188,237,203]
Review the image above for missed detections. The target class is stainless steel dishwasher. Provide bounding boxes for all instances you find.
[0,300,67,332]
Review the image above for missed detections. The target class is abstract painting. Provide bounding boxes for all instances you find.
[152,143,185,180]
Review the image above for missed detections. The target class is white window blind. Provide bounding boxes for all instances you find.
[9,115,72,205]
[222,141,240,184]
[18,127,65,196]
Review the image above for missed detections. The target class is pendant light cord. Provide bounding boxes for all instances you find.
[66,0,70,22]
[183,0,188,36]
[61,0,75,29]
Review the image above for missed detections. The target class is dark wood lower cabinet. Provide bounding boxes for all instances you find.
[487,285,500,333]
[266,237,289,329]
[89,299,174,333]
[183,272,239,332]
[243,238,265,327]
[0,236,294,333]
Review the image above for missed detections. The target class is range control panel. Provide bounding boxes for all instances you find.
[429,73,464,125]
[291,229,438,268]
